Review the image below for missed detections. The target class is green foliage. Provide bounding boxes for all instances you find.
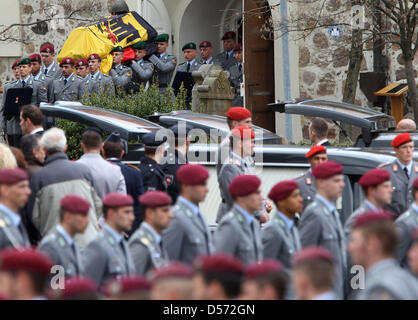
[57,83,188,159]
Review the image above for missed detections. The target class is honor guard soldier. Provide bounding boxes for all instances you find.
[162,123,193,203]
[103,131,145,234]
[292,247,338,300]
[75,59,90,80]
[109,46,132,93]
[12,59,21,80]
[103,276,151,300]
[349,211,418,300]
[50,57,86,103]
[37,195,90,277]
[0,169,31,249]
[129,191,172,275]
[163,164,213,265]
[1,58,48,146]
[214,31,238,70]
[263,180,302,270]
[128,41,154,93]
[198,41,214,65]
[192,254,244,300]
[138,131,168,192]
[87,53,115,96]
[380,132,418,217]
[240,260,287,300]
[177,42,202,73]
[83,193,136,288]
[296,145,353,224]
[395,177,418,268]
[215,175,264,265]
[344,169,392,237]
[298,161,348,299]
[149,34,177,94]
[228,43,243,105]
[40,43,62,79]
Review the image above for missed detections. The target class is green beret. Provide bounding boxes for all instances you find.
[182,42,197,51]
[132,41,147,50]
[110,46,124,54]
[155,34,169,43]
[16,58,31,66]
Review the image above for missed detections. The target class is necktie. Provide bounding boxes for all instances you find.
[44,68,48,75]
[71,243,80,274]
[404,167,409,179]
[332,210,347,266]
[250,222,259,261]
[226,52,229,60]
[186,63,190,72]
[119,240,131,275]
[21,80,26,88]
[291,225,301,251]
[196,212,210,254]
[239,64,242,72]
[91,74,94,79]
[64,79,67,86]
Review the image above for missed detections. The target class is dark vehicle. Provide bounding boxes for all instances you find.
[41,101,397,224]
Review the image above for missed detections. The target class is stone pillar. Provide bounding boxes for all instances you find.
[191,64,235,115]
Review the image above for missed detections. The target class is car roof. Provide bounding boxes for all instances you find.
[40,101,163,140]
[269,99,396,131]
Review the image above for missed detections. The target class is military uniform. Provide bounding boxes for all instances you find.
[298,196,348,299]
[50,73,87,103]
[262,210,301,269]
[149,53,177,93]
[41,61,63,80]
[88,72,115,96]
[128,222,169,275]
[380,160,418,217]
[0,203,30,250]
[162,196,213,265]
[215,205,263,265]
[395,203,418,268]
[109,64,132,92]
[355,259,418,300]
[198,57,214,65]
[162,148,187,203]
[83,224,136,287]
[214,51,237,70]
[129,60,154,92]
[176,59,202,73]
[228,62,243,96]
[38,225,83,277]
[138,156,167,192]
[344,200,377,238]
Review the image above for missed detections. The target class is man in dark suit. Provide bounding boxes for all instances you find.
[103,131,145,235]
[309,117,331,146]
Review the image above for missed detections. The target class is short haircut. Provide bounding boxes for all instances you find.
[252,272,288,300]
[293,259,334,292]
[144,146,157,156]
[20,104,43,126]
[20,134,41,160]
[358,220,398,256]
[40,128,67,154]
[102,205,110,219]
[310,118,328,139]
[201,272,243,299]
[103,141,124,159]
[82,131,102,150]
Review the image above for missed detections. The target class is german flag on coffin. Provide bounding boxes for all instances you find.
[58,11,158,74]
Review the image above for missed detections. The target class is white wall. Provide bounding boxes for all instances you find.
[0,0,22,57]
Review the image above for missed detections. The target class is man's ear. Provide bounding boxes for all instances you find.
[64,144,68,153]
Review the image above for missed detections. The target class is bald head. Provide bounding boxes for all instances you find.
[396,119,416,131]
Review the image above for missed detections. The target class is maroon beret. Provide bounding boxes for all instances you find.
[226,107,252,120]
[49,277,97,299]
[392,132,412,147]
[102,193,134,208]
[292,246,334,265]
[29,54,42,63]
[176,164,209,185]
[199,41,212,48]
[103,276,151,297]
[305,145,326,159]
[61,195,90,214]
[245,260,283,279]
[233,43,242,52]
[229,175,261,197]
[40,44,54,54]
[139,191,171,208]
[12,59,20,69]
[359,169,390,188]
[353,210,394,229]
[194,254,244,274]
[59,57,75,67]
[151,263,193,282]
[0,168,28,185]
[311,161,343,179]
[0,248,52,275]
[231,126,255,140]
[268,180,299,202]
[75,59,89,67]
[222,31,236,40]
[88,53,101,61]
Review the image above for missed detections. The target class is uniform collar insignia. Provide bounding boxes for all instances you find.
[393,163,398,172]
[306,177,311,185]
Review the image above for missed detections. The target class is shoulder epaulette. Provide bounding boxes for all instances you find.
[126,163,140,171]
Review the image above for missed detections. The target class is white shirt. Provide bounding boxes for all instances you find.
[316,139,329,146]
[396,159,413,177]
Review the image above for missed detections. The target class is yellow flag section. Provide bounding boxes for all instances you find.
[58,12,157,74]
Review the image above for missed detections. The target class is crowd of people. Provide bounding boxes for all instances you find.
[0,103,418,300]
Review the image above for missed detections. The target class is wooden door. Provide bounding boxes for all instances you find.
[243,0,275,131]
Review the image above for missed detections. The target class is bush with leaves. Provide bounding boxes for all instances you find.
[57,83,187,159]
